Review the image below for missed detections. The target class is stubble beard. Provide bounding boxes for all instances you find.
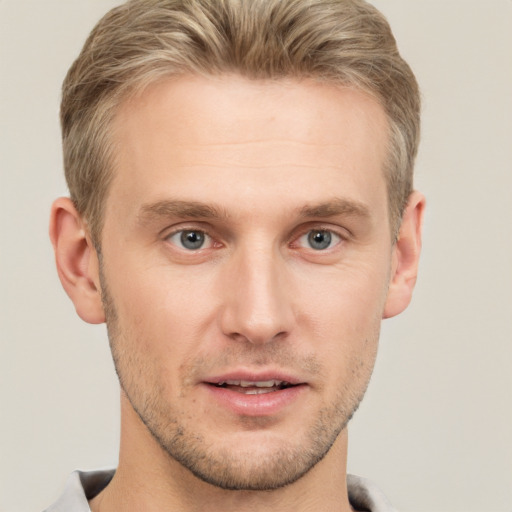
[99,266,377,491]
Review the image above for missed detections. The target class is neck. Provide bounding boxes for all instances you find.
[90,394,354,512]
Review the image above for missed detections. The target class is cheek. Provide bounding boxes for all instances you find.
[107,260,219,355]
[299,260,389,326]
[295,263,385,371]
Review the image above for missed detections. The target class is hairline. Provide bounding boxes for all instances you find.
[86,71,404,248]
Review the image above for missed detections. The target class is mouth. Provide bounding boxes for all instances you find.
[202,373,307,416]
[211,380,298,395]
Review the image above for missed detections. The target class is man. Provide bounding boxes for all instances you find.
[47,0,424,510]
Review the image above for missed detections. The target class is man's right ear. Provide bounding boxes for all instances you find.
[49,197,105,324]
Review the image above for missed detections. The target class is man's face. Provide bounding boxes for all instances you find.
[99,75,394,490]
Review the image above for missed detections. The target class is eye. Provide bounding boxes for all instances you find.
[298,229,341,251]
[167,229,212,250]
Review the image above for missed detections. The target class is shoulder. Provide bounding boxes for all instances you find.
[44,469,114,512]
[347,474,398,512]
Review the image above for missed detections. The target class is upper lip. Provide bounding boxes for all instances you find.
[204,370,304,387]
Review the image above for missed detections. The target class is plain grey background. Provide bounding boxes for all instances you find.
[1,1,511,511]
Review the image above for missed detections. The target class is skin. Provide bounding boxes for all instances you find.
[50,75,424,512]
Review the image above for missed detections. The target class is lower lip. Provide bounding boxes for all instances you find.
[202,384,307,417]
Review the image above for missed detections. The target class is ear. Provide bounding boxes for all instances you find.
[383,191,426,319]
[49,197,105,324]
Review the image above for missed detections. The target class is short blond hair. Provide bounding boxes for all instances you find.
[61,0,420,244]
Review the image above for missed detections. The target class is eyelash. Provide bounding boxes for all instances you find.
[165,228,215,251]
[295,229,343,251]
[164,225,347,253]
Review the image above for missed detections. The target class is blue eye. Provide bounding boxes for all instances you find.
[168,230,211,250]
[299,230,341,250]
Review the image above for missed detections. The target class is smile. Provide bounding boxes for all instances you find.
[213,380,295,394]
[203,374,307,416]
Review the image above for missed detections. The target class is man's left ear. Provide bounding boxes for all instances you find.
[383,191,426,319]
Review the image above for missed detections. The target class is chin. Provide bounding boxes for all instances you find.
[134,402,349,491]
[163,435,337,491]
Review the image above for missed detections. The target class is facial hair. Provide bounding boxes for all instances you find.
[99,262,377,491]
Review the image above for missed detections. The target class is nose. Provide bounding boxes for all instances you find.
[218,243,295,345]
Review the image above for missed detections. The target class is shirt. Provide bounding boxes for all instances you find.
[44,469,397,512]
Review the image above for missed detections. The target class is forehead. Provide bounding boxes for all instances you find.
[107,75,389,223]
[115,74,388,152]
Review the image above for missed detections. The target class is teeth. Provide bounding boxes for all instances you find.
[217,380,288,388]
[244,388,276,394]
[243,380,278,388]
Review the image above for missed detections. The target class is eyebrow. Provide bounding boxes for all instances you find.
[298,198,371,220]
[137,197,371,225]
[138,199,230,224]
